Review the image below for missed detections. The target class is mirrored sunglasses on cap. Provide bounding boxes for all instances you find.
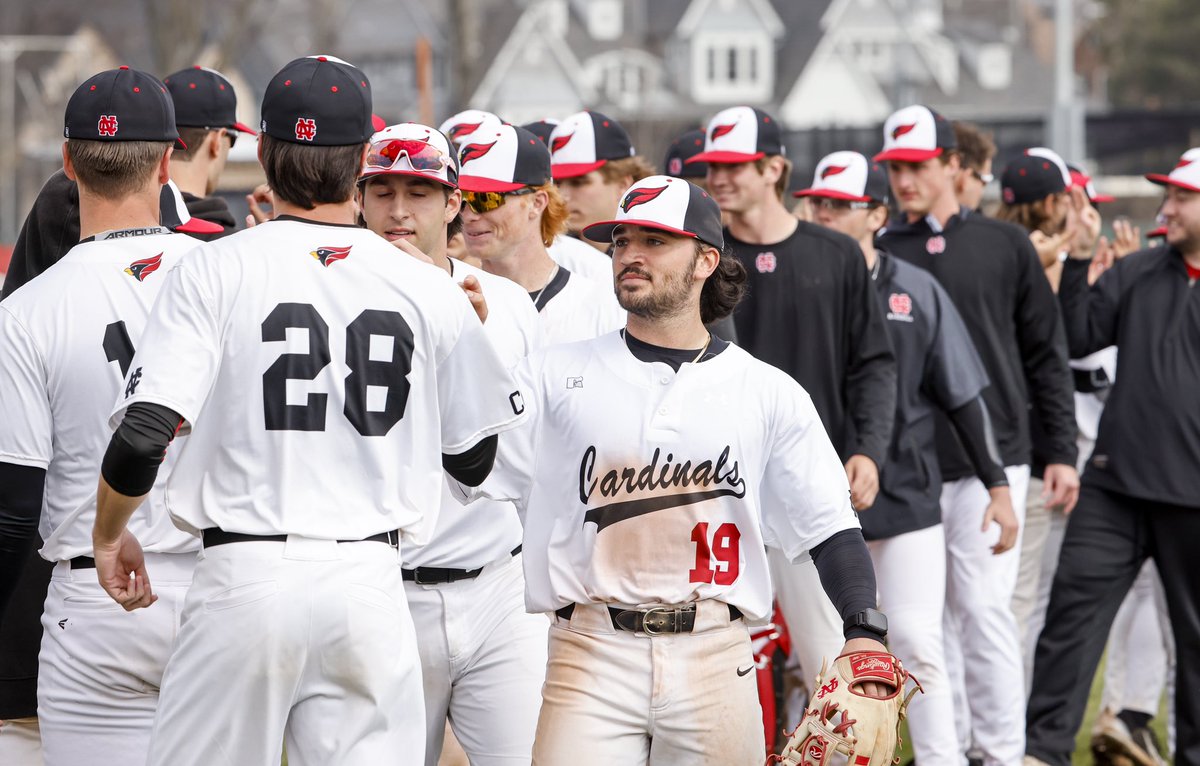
[365,138,452,176]
[462,187,537,214]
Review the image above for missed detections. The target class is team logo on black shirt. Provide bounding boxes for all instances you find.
[755,252,777,273]
[926,235,946,255]
[887,292,914,323]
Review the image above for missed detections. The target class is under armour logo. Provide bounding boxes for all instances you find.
[816,677,838,699]
[295,117,317,142]
[98,115,118,137]
[125,367,143,398]
[566,376,583,389]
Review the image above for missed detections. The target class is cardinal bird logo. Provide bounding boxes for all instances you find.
[1175,158,1194,170]
[891,123,917,139]
[124,253,163,282]
[710,122,737,141]
[311,246,352,267]
[820,165,849,179]
[460,142,496,164]
[620,185,669,213]
[550,132,574,154]
[448,121,483,141]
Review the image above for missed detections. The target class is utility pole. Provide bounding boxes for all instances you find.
[1048,0,1085,161]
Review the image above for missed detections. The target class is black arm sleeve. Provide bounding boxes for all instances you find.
[442,435,498,488]
[810,528,881,641]
[947,396,1009,488]
[100,403,183,497]
[0,463,47,618]
[843,247,898,467]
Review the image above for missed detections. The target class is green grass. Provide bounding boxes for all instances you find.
[892,654,1171,764]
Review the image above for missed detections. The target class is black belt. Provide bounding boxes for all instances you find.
[554,602,743,635]
[201,528,399,549]
[1073,367,1110,394]
[70,556,96,570]
[402,545,522,584]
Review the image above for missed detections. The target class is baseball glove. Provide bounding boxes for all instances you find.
[768,651,921,766]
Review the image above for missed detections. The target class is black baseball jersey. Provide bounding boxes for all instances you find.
[860,253,990,540]
[728,222,897,467]
[1058,249,1200,508]
[877,209,1077,479]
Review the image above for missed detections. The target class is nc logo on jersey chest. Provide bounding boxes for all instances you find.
[755,252,777,273]
[887,292,915,323]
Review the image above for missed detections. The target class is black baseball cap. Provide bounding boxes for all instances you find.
[691,106,785,164]
[664,129,708,179]
[796,151,889,204]
[583,175,724,250]
[261,55,373,146]
[64,66,184,149]
[1001,148,1070,205]
[521,119,560,146]
[458,124,551,193]
[549,110,635,179]
[164,66,255,136]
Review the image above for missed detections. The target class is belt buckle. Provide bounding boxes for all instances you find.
[411,568,437,586]
[640,606,676,636]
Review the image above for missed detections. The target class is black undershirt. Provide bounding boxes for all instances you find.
[528,267,572,311]
[622,329,730,371]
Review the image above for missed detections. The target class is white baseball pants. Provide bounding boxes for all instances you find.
[37,553,192,766]
[869,523,959,765]
[146,537,423,766]
[1102,561,1174,724]
[0,717,43,766]
[405,553,547,765]
[767,546,843,691]
[532,601,763,765]
[941,465,1030,766]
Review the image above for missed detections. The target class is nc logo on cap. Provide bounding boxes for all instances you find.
[295,118,317,142]
[620,185,668,212]
[98,115,119,137]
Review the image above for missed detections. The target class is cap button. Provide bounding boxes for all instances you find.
[119,65,129,70]
[193,65,201,69]
[318,56,328,62]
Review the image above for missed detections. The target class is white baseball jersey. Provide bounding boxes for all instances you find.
[404,258,542,568]
[548,234,613,289]
[537,268,624,346]
[481,332,859,620]
[112,218,524,545]
[0,228,201,561]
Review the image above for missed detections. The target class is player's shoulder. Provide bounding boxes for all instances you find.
[958,212,1033,248]
[791,220,863,255]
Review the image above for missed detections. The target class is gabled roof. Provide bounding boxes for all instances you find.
[676,0,785,39]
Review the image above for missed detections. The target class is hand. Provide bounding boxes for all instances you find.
[844,454,879,511]
[245,183,274,226]
[840,636,891,697]
[460,274,488,324]
[93,529,157,611]
[1110,217,1142,258]
[389,236,436,266]
[1088,236,1116,285]
[1042,463,1081,514]
[1030,228,1075,270]
[1070,189,1102,258]
[982,485,1018,554]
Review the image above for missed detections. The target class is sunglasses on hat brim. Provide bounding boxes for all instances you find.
[366,138,453,178]
[462,187,537,214]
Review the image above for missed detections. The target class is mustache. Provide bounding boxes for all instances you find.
[618,267,652,281]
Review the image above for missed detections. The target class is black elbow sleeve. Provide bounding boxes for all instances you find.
[810,528,880,641]
[100,403,182,497]
[442,435,498,487]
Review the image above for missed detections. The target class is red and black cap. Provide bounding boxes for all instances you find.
[1145,148,1200,193]
[875,105,955,163]
[548,110,635,180]
[439,109,504,148]
[458,124,551,193]
[65,67,184,149]
[796,151,889,204]
[160,180,224,234]
[691,106,785,164]
[1067,164,1115,204]
[261,55,373,146]
[664,129,708,179]
[164,66,255,135]
[1000,147,1070,205]
[521,118,560,146]
[583,175,723,250]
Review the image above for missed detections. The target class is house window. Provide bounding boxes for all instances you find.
[749,47,758,80]
[728,47,737,81]
[708,47,716,81]
[696,36,772,102]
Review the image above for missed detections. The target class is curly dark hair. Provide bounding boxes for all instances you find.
[699,243,747,324]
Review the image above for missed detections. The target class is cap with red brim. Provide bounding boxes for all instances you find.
[873,147,944,163]
[687,150,765,165]
[1145,174,1200,193]
[1145,148,1200,193]
[551,160,607,180]
[456,124,550,193]
[581,175,724,250]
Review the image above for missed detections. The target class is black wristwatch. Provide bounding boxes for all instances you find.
[844,608,888,638]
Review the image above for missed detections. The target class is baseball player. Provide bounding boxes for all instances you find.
[662,128,710,190]
[875,105,1079,766]
[548,110,655,252]
[952,121,996,213]
[800,151,1017,764]
[456,122,624,344]
[357,120,549,765]
[1026,149,1200,766]
[0,66,204,766]
[90,56,524,766]
[691,105,898,701]
[463,175,898,764]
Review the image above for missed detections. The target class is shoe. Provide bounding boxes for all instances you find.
[1091,709,1167,766]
